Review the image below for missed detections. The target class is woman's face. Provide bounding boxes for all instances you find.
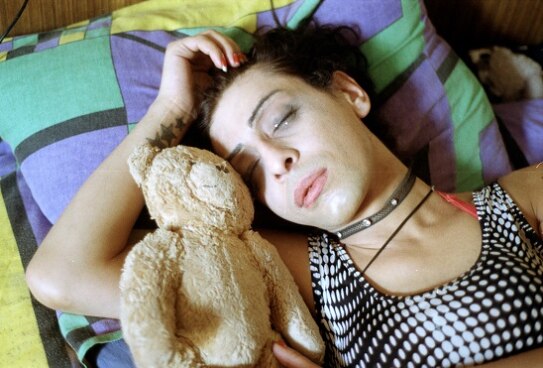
[209,66,374,231]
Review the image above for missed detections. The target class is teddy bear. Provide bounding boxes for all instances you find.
[119,143,325,368]
[469,46,543,102]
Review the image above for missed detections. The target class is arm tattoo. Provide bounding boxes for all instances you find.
[146,119,185,148]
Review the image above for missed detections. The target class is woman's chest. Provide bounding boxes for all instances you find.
[349,215,483,296]
[318,258,543,368]
[311,220,543,367]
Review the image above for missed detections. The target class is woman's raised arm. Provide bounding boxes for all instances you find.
[25,30,246,319]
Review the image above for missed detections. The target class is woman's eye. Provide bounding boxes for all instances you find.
[273,120,289,132]
[272,106,297,133]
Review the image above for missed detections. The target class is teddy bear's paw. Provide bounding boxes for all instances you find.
[129,336,205,368]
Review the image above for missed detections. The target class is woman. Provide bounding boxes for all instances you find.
[26,23,543,367]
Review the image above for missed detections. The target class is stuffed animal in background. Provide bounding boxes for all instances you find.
[120,144,325,368]
[469,46,543,102]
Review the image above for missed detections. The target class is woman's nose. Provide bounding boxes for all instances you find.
[260,142,299,179]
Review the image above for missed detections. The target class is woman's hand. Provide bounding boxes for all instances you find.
[273,342,321,368]
[157,30,247,119]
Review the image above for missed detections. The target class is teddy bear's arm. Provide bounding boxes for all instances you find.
[242,230,325,365]
[120,229,203,367]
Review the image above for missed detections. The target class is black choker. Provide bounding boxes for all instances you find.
[335,167,416,239]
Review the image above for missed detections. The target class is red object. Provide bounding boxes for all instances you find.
[436,191,478,219]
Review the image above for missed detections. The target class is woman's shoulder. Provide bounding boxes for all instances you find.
[497,164,543,236]
[498,164,542,204]
[499,164,543,186]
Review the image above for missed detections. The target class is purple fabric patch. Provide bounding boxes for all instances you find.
[376,58,451,156]
[256,0,305,29]
[0,40,12,53]
[421,11,451,71]
[428,127,456,192]
[493,99,543,165]
[419,0,439,53]
[16,171,52,245]
[375,58,463,191]
[88,17,112,31]
[20,126,127,223]
[111,31,175,123]
[91,318,121,335]
[312,0,403,44]
[0,140,16,177]
[35,37,60,52]
[479,119,513,184]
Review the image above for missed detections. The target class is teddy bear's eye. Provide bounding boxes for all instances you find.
[216,164,229,173]
[480,52,491,62]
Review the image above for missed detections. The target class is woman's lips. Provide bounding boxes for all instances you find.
[294,169,328,208]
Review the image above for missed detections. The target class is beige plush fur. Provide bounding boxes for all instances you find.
[470,46,543,102]
[120,144,325,367]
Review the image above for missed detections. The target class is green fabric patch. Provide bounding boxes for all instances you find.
[58,313,123,366]
[361,0,425,93]
[286,0,321,29]
[0,37,124,150]
[13,34,39,49]
[86,26,111,39]
[445,61,494,191]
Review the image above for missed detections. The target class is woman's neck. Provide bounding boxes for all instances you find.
[335,164,416,239]
[331,136,433,247]
[338,178,433,248]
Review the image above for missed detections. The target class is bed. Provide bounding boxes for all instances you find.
[1,0,542,367]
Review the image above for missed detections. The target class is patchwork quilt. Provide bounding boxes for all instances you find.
[1,0,540,366]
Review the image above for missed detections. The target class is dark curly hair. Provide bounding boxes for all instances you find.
[199,21,375,133]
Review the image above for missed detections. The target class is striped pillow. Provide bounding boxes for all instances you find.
[314,0,512,192]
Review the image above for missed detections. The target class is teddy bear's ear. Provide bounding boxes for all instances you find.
[127,143,161,186]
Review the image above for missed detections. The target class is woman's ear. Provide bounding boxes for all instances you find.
[331,71,371,118]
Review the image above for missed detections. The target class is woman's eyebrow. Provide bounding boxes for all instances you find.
[247,89,281,127]
[227,90,282,162]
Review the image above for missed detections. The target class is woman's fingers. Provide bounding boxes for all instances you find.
[273,342,321,368]
[202,29,246,67]
[157,30,246,116]
[166,30,245,71]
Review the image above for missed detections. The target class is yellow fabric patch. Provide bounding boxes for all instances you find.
[0,194,48,367]
[66,19,90,29]
[0,52,7,62]
[111,0,296,34]
[59,31,86,45]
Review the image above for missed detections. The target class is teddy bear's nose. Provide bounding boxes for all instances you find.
[215,164,229,173]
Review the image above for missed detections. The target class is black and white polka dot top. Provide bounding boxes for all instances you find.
[308,183,543,367]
